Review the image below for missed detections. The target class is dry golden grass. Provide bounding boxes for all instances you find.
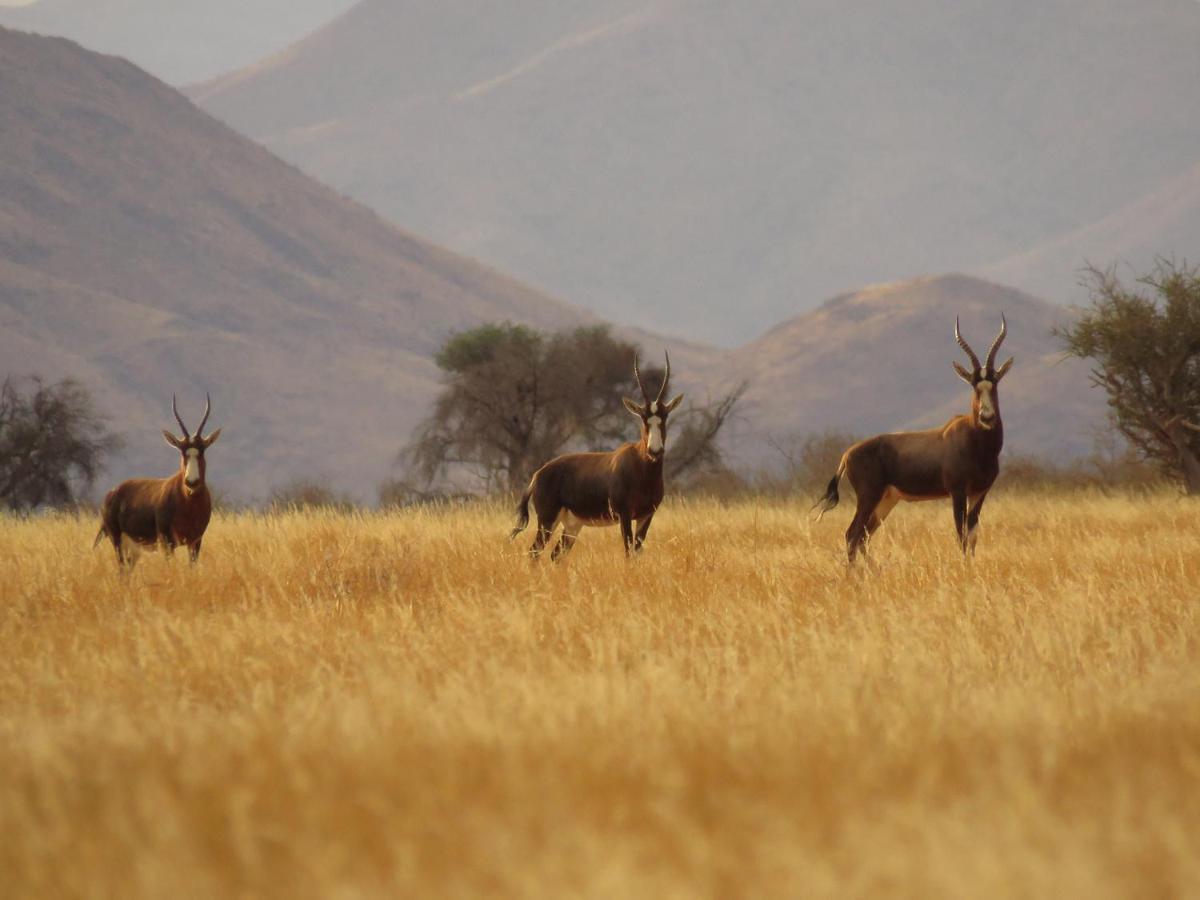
[1,492,1199,898]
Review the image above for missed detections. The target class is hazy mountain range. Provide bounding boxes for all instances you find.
[0,0,357,84]
[0,27,1107,498]
[718,274,1106,467]
[190,0,1200,344]
[0,27,597,499]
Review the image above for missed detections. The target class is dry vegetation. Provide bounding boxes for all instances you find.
[1,492,1198,897]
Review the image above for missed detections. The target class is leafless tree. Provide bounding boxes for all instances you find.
[767,430,863,494]
[665,381,748,485]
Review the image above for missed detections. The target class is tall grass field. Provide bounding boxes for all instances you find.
[1,492,1198,897]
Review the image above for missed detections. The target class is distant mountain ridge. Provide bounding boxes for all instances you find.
[1,28,1110,502]
[711,274,1107,466]
[192,0,1200,345]
[0,0,357,84]
[0,26,598,499]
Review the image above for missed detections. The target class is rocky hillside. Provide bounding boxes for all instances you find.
[0,26,595,500]
[712,274,1108,466]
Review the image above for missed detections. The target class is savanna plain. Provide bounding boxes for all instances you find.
[1,491,1198,898]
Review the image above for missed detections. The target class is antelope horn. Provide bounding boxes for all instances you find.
[954,318,981,373]
[633,354,650,404]
[985,314,1008,373]
[195,392,212,439]
[656,351,671,405]
[172,393,190,439]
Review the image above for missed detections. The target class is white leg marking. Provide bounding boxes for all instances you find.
[120,534,143,566]
[552,512,586,559]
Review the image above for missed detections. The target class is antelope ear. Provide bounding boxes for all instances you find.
[202,428,222,448]
[664,393,684,413]
[994,357,1014,381]
[163,430,183,449]
[952,362,975,385]
[623,397,644,418]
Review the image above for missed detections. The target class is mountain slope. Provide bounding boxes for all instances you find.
[979,161,1200,301]
[714,274,1108,465]
[0,0,356,84]
[0,26,598,500]
[192,0,1200,345]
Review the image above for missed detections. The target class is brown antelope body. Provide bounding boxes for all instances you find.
[814,317,1014,563]
[94,395,222,566]
[510,353,684,560]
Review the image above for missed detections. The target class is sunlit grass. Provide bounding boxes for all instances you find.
[1,491,1198,897]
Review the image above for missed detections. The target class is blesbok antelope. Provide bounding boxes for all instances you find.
[813,316,1014,563]
[94,394,222,566]
[510,352,684,561]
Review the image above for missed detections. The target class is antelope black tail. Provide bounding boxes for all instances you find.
[509,482,533,540]
[92,524,107,549]
[811,463,845,521]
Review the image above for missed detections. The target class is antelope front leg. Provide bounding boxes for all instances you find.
[619,513,635,557]
[188,538,203,564]
[633,511,655,553]
[951,490,969,555]
[965,493,987,556]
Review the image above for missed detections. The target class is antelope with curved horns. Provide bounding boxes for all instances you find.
[94,394,222,566]
[510,351,684,561]
[813,316,1014,563]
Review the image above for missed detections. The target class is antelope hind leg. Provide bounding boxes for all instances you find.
[550,514,584,562]
[529,509,561,561]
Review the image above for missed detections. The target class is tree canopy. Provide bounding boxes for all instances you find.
[0,376,121,510]
[1055,260,1200,493]
[407,324,742,493]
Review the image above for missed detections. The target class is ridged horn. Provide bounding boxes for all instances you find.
[195,392,212,439]
[172,394,190,439]
[633,354,650,404]
[656,351,671,405]
[984,314,1008,373]
[954,317,982,373]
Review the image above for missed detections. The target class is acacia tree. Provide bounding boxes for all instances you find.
[408,325,637,492]
[0,376,121,510]
[406,324,743,492]
[1055,261,1200,493]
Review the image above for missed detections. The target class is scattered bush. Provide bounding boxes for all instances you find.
[377,478,475,510]
[266,479,357,512]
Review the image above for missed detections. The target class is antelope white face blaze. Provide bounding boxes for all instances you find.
[976,380,996,426]
[647,415,664,454]
[184,448,201,486]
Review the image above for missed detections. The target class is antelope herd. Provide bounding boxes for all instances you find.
[93,317,1014,567]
